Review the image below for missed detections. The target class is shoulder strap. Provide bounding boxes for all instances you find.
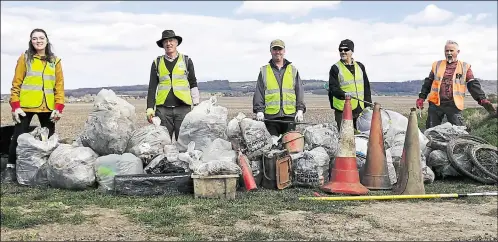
[183,54,189,76]
[154,56,162,76]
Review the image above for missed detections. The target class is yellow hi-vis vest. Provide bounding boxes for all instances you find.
[427,60,469,111]
[154,53,192,106]
[20,53,60,110]
[261,64,297,115]
[332,60,365,111]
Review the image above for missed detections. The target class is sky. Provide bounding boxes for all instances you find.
[1,1,497,93]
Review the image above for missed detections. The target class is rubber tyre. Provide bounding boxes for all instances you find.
[468,144,498,182]
[446,138,496,185]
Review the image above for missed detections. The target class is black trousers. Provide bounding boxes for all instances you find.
[155,105,191,141]
[426,102,465,129]
[8,112,55,164]
[264,117,296,136]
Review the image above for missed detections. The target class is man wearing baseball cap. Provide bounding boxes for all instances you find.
[253,39,306,136]
[327,39,372,131]
[146,29,200,141]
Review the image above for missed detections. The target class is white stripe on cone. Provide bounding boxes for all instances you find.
[338,119,356,158]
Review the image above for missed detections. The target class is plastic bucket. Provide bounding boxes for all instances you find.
[282,131,304,153]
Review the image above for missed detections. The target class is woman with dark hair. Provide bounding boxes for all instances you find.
[2,28,65,184]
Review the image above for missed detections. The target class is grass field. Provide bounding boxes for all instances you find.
[1,94,497,241]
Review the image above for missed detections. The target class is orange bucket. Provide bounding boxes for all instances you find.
[282,131,305,153]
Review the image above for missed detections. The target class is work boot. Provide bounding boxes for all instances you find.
[1,166,16,184]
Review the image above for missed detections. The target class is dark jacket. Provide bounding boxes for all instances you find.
[418,62,487,104]
[327,60,372,117]
[253,59,306,120]
[147,54,198,109]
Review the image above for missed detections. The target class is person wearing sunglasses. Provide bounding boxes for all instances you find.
[416,40,495,129]
[327,39,372,131]
[253,39,306,136]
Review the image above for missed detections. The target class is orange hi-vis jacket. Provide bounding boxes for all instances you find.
[427,60,470,111]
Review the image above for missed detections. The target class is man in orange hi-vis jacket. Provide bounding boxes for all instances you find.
[416,40,495,129]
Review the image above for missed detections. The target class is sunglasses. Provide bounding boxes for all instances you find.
[272,47,283,51]
[339,48,350,53]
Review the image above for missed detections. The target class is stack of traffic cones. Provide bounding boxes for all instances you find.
[393,108,425,195]
[360,102,392,190]
[320,96,369,195]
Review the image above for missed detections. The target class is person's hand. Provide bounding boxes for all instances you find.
[479,99,492,106]
[479,99,496,115]
[416,98,424,109]
[12,108,26,124]
[190,87,200,106]
[295,110,304,122]
[146,108,155,124]
[50,103,65,123]
[256,112,264,121]
[50,110,62,123]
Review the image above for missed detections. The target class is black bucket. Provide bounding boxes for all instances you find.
[261,150,288,189]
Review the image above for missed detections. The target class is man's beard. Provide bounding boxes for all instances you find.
[446,55,453,63]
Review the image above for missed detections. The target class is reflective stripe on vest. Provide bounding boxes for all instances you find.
[154,53,192,106]
[332,61,365,111]
[427,60,469,110]
[19,54,59,110]
[262,64,297,115]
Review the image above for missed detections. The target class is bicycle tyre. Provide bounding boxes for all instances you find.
[446,138,496,184]
[468,144,498,182]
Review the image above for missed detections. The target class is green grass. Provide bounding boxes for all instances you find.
[2,179,497,241]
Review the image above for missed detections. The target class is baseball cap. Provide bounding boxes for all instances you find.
[270,39,285,49]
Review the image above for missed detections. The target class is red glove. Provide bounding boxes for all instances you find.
[479,99,491,106]
[416,98,424,109]
[55,103,65,113]
[10,101,21,112]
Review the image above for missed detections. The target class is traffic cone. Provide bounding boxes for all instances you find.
[238,151,257,191]
[393,108,425,195]
[320,96,369,195]
[360,102,392,190]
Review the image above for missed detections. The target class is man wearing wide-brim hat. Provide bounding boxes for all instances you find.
[146,30,200,141]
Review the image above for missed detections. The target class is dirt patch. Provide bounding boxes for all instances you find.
[1,207,171,241]
[231,200,498,241]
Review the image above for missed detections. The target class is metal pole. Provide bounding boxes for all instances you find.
[299,191,498,201]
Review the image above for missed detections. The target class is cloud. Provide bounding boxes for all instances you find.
[476,13,489,21]
[403,4,454,25]
[234,1,341,18]
[1,3,497,94]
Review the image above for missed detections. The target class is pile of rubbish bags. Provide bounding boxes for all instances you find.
[14,88,469,194]
[423,123,475,178]
[13,92,245,192]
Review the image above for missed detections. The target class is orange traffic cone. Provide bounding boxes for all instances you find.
[320,96,369,195]
[360,102,392,190]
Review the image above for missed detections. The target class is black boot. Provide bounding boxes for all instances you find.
[1,166,16,184]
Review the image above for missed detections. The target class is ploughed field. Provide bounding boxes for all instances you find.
[1,94,495,241]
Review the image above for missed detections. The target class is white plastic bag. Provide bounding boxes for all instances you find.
[79,89,136,156]
[303,123,339,157]
[176,96,228,152]
[16,127,59,186]
[240,118,273,158]
[126,118,172,164]
[291,147,330,188]
[356,107,392,134]
[192,138,240,176]
[47,144,98,190]
[94,153,144,191]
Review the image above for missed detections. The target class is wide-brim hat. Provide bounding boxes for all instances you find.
[156,30,183,48]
